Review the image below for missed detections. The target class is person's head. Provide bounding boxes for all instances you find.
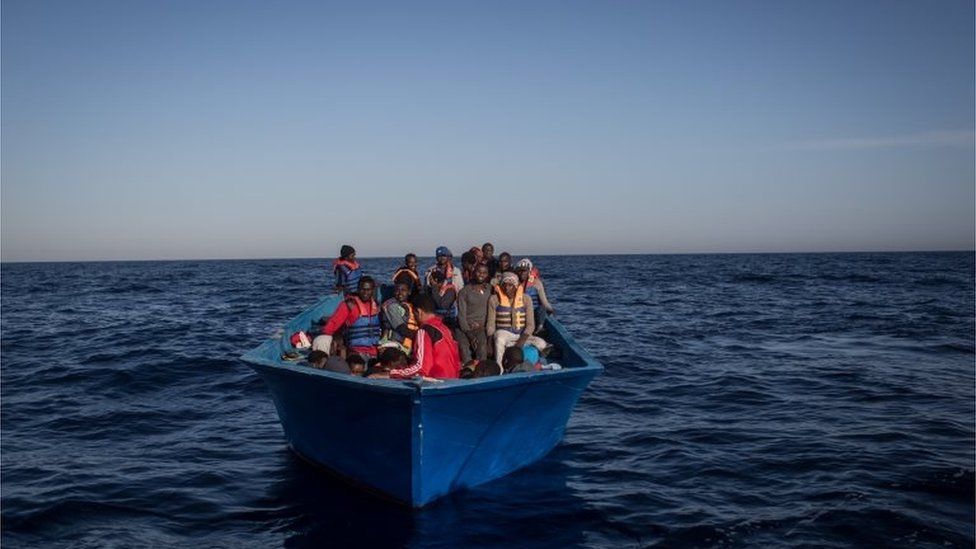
[340,244,356,260]
[461,251,476,268]
[356,276,376,301]
[379,347,408,369]
[394,281,412,303]
[498,252,512,271]
[500,272,519,297]
[502,347,524,370]
[435,246,451,266]
[430,270,446,290]
[411,294,438,323]
[482,242,494,257]
[347,354,366,375]
[474,264,489,284]
[475,360,503,378]
[307,350,329,369]
[357,276,376,302]
[404,253,417,270]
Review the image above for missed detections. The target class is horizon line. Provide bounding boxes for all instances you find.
[2,248,973,265]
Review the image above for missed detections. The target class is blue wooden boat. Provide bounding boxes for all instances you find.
[241,294,603,507]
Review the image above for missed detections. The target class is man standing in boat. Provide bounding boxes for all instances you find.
[487,272,547,362]
[424,246,464,290]
[332,244,362,296]
[388,295,461,379]
[318,276,382,358]
[392,253,421,296]
[457,263,492,362]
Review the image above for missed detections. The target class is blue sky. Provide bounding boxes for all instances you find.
[2,0,973,261]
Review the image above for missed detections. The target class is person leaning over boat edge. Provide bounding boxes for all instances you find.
[424,246,464,290]
[388,294,461,380]
[317,276,382,358]
[333,244,362,296]
[487,272,547,362]
[456,263,491,362]
[392,253,421,296]
[380,280,419,353]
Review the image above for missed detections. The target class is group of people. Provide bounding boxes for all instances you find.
[302,243,557,380]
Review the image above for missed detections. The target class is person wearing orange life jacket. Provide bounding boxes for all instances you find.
[424,246,464,290]
[389,294,461,379]
[392,253,421,296]
[318,276,382,358]
[486,272,547,363]
[332,244,363,296]
[515,258,555,333]
[380,280,419,353]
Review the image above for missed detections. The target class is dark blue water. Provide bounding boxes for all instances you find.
[2,252,973,547]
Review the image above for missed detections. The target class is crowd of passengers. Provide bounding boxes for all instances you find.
[291,242,559,380]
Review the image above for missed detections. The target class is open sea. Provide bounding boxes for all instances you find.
[1,252,973,548]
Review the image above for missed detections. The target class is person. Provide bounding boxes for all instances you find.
[424,246,464,290]
[481,242,499,279]
[487,272,547,362]
[318,276,382,358]
[307,349,352,374]
[460,359,503,378]
[456,263,491,362]
[490,252,514,285]
[502,346,536,373]
[515,258,555,332]
[367,347,408,378]
[332,244,363,296]
[460,250,479,285]
[392,253,421,296]
[428,271,459,329]
[347,354,367,376]
[389,294,461,379]
[380,281,419,352]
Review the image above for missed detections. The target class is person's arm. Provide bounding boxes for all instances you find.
[322,301,352,335]
[535,279,554,313]
[389,328,429,378]
[384,302,406,332]
[333,266,344,292]
[517,299,535,345]
[457,288,471,332]
[486,295,498,337]
[453,270,464,290]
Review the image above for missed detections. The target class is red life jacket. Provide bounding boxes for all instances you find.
[421,316,460,379]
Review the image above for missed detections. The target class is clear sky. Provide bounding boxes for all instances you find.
[2,0,973,261]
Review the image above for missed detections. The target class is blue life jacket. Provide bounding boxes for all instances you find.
[334,259,362,295]
[345,297,380,348]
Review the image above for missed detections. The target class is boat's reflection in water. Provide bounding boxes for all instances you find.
[269,444,593,548]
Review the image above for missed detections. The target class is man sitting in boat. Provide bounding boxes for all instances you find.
[318,276,382,358]
[489,252,514,286]
[332,244,362,296]
[428,271,459,332]
[392,253,421,296]
[424,246,464,290]
[388,295,461,379]
[379,281,419,353]
[515,258,555,333]
[487,272,547,363]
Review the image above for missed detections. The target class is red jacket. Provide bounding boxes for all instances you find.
[389,316,460,379]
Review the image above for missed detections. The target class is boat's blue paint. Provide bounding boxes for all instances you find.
[242,295,603,507]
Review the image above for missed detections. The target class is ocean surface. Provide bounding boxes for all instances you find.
[1,252,973,548]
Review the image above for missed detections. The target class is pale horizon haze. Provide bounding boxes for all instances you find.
[2,0,974,262]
